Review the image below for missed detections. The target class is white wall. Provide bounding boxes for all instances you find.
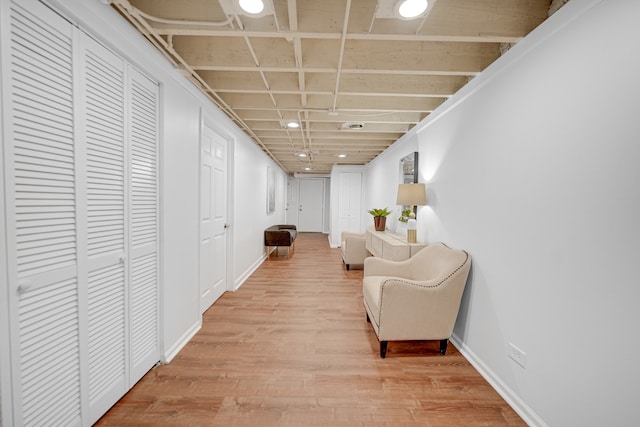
[48,0,288,362]
[366,1,640,425]
[323,177,331,234]
[232,139,287,288]
[160,80,203,359]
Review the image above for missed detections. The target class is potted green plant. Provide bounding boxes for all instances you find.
[368,207,391,231]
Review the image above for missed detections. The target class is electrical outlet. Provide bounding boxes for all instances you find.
[508,342,527,368]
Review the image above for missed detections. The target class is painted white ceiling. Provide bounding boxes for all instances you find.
[110,0,553,174]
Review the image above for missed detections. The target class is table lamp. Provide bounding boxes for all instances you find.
[396,183,427,243]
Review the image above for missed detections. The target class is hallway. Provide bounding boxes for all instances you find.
[96,233,523,426]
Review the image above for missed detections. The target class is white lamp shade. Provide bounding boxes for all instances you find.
[396,183,427,206]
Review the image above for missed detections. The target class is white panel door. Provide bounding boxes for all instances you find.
[200,125,215,311]
[199,120,228,313]
[211,129,228,303]
[3,1,82,425]
[298,179,324,232]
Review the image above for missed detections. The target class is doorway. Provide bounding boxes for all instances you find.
[297,178,325,232]
[199,116,230,313]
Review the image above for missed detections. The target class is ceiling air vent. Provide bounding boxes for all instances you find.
[341,122,364,130]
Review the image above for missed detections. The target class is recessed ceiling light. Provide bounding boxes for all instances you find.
[397,0,428,19]
[304,167,311,171]
[337,154,347,158]
[287,121,300,128]
[297,152,307,158]
[239,0,264,14]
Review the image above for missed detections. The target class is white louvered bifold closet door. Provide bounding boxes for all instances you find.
[128,67,159,386]
[5,2,82,426]
[79,34,129,423]
[2,1,160,425]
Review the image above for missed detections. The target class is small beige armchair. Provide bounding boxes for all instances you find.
[363,242,471,358]
[341,232,369,270]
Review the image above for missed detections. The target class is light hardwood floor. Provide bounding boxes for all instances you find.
[96,232,525,426]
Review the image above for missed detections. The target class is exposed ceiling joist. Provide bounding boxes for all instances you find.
[111,0,552,174]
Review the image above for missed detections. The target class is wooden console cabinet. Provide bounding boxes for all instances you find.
[365,228,427,261]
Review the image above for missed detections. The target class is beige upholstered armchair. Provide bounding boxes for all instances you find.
[363,242,471,358]
[341,232,369,270]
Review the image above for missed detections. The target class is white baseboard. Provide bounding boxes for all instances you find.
[233,254,267,291]
[327,234,339,248]
[450,334,547,427]
[163,254,267,364]
[162,320,201,363]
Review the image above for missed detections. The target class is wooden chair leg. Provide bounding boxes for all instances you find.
[380,341,388,358]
